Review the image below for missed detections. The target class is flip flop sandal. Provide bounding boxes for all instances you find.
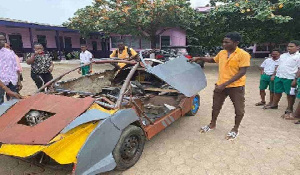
[226,131,238,140]
[284,113,300,120]
[263,105,278,109]
[255,101,266,106]
[281,110,293,118]
[200,125,213,133]
[295,120,300,124]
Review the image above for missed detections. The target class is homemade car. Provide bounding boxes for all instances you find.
[0,53,206,175]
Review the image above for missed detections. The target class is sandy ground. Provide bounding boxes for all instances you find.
[0,59,299,175]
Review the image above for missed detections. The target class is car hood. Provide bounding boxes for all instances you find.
[0,93,94,145]
[146,55,207,97]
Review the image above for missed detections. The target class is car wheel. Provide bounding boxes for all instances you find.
[186,95,200,116]
[113,125,146,170]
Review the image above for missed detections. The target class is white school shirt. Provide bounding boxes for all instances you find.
[80,50,93,64]
[276,51,300,79]
[260,58,279,75]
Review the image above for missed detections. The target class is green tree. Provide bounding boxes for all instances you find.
[188,0,300,52]
[64,0,196,49]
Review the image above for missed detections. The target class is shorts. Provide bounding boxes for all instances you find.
[297,78,300,99]
[259,74,275,92]
[81,65,90,76]
[274,76,293,95]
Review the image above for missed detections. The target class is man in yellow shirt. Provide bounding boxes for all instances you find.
[110,41,139,69]
[190,32,251,140]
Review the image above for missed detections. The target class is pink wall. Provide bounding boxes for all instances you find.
[159,28,186,47]
[32,29,57,48]
[59,31,81,48]
[110,27,186,50]
[0,26,32,48]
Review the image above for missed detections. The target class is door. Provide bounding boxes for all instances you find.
[59,36,64,50]
[64,37,72,49]
[9,35,23,52]
[92,41,97,51]
[37,35,47,49]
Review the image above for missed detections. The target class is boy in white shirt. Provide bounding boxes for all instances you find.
[265,41,300,118]
[255,49,280,107]
[79,45,93,76]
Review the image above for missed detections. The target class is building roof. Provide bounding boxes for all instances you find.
[195,6,214,13]
[0,18,79,32]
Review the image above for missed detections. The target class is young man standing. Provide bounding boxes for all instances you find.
[79,45,93,76]
[265,41,300,118]
[255,49,280,107]
[190,32,251,140]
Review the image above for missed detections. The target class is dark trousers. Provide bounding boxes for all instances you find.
[31,72,53,89]
[0,82,17,104]
[212,86,245,129]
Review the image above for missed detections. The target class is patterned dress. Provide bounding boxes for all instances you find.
[31,53,52,74]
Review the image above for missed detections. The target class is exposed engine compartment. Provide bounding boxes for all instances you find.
[51,67,184,124]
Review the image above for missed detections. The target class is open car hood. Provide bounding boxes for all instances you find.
[146,55,207,97]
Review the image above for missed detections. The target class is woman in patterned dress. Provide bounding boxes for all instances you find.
[26,43,54,89]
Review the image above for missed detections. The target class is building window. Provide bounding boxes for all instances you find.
[131,36,140,49]
[9,34,23,52]
[161,36,170,47]
[141,38,150,49]
[80,38,86,45]
[122,36,131,47]
[111,36,121,48]
[64,37,72,49]
[37,35,47,48]
[92,41,97,51]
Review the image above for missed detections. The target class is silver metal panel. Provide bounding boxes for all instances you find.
[110,109,139,130]
[76,117,121,175]
[76,109,139,175]
[80,153,116,175]
[147,55,207,97]
[0,99,19,116]
[60,109,111,133]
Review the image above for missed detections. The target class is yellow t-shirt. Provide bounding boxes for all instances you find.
[110,46,138,68]
[213,47,251,88]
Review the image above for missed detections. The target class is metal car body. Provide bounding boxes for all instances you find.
[0,52,206,175]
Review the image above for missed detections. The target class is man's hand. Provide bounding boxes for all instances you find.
[78,69,81,74]
[17,81,22,91]
[271,75,275,81]
[292,79,297,87]
[6,89,22,99]
[188,57,200,63]
[214,84,227,92]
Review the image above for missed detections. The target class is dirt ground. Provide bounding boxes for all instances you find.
[0,59,299,175]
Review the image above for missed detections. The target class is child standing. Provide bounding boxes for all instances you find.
[255,49,280,107]
[79,45,93,76]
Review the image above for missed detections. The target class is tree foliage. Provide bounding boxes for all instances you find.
[64,0,196,48]
[188,0,300,51]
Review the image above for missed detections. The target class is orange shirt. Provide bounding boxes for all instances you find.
[213,47,251,87]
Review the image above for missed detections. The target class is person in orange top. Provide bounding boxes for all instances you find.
[190,32,251,140]
[110,41,139,69]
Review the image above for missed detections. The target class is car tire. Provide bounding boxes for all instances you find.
[186,95,200,116]
[113,125,146,170]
